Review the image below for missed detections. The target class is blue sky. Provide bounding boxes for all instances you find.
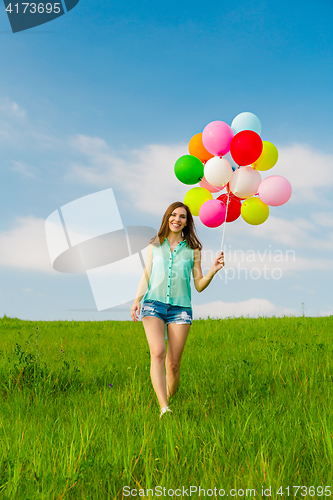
[0,0,332,321]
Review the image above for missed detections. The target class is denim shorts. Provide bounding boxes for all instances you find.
[141,300,192,325]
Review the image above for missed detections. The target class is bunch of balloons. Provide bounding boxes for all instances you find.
[174,112,292,228]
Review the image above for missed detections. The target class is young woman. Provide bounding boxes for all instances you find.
[131,201,224,419]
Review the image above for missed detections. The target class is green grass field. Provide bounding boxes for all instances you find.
[0,314,333,500]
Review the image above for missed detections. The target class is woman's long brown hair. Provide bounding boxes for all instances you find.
[149,201,202,250]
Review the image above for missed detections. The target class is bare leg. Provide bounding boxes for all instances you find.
[165,323,191,401]
[142,316,168,409]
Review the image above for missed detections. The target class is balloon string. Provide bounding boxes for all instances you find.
[220,164,239,251]
[220,189,230,252]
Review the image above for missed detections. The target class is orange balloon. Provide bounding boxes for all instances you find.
[188,133,214,163]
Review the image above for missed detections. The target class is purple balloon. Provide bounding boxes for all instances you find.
[202,121,234,157]
[258,175,292,206]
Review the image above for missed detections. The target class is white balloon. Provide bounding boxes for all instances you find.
[204,157,233,187]
[229,167,261,199]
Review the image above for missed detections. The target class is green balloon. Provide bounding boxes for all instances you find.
[174,155,204,185]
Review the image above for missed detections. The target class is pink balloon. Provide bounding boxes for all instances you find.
[258,175,292,206]
[199,199,226,228]
[199,176,224,193]
[202,121,234,157]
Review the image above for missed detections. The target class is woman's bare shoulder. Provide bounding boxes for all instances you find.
[193,247,201,259]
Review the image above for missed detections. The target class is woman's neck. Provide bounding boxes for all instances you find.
[167,232,184,244]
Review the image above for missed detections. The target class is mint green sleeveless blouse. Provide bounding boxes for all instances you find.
[144,238,194,309]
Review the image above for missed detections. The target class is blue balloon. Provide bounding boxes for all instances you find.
[231,112,262,136]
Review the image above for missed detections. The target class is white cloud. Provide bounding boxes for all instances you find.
[0,97,26,119]
[3,131,333,277]
[310,212,333,228]
[267,143,333,203]
[2,212,332,280]
[242,215,316,247]
[66,135,196,213]
[10,160,39,179]
[64,137,333,258]
[0,96,59,152]
[318,310,333,316]
[224,213,333,250]
[0,216,56,273]
[66,137,333,213]
[292,284,315,293]
[192,298,298,319]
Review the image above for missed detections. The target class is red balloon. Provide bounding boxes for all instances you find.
[230,130,263,166]
[217,193,242,222]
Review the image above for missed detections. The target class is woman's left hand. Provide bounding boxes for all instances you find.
[212,251,225,274]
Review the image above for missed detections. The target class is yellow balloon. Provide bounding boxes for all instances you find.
[241,197,269,225]
[252,141,278,171]
[184,187,213,216]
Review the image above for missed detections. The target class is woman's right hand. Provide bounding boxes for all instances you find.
[131,301,141,322]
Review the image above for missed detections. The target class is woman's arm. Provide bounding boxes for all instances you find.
[131,243,154,321]
[192,248,224,293]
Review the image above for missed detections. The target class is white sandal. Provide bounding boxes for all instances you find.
[160,406,173,419]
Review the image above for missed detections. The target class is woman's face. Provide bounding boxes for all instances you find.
[168,207,187,235]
